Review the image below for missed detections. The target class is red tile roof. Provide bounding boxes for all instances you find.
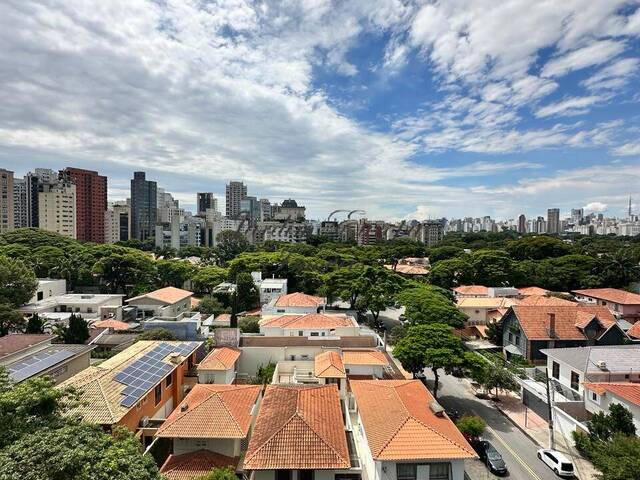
[517,295,576,306]
[274,292,325,307]
[198,347,241,371]
[572,288,640,305]
[511,305,616,340]
[92,320,131,331]
[156,384,260,438]
[351,380,476,461]
[0,334,55,359]
[627,321,640,339]
[260,313,356,329]
[244,384,350,470]
[453,285,488,296]
[127,286,192,305]
[240,336,377,348]
[583,382,640,406]
[518,286,550,296]
[160,450,238,480]
[314,351,346,378]
[342,349,389,366]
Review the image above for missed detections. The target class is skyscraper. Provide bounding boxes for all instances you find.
[517,214,526,234]
[547,208,560,234]
[60,167,107,243]
[571,208,584,224]
[131,171,157,241]
[38,181,76,238]
[225,181,247,218]
[105,201,131,243]
[0,169,14,234]
[197,192,217,216]
[13,177,27,229]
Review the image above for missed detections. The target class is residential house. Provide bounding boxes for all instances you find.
[343,349,389,378]
[583,383,640,433]
[627,321,640,340]
[350,380,476,480]
[252,271,288,305]
[261,292,326,315]
[452,285,488,298]
[501,305,627,363]
[259,313,360,337]
[58,340,201,436]
[456,297,517,325]
[243,384,357,480]
[157,384,262,479]
[20,293,124,322]
[197,347,241,384]
[91,319,133,331]
[572,288,640,321]
[518,286,550,297]
[28,278,66,303]
[0,334,92,384]
[271,350,348,398]
[127,287,193,320]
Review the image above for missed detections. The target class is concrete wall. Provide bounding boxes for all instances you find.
[239,346,339,376]
[30,279,66,303]
[344,364,384,378]
[260,326,359,337]
[198,368,235,384]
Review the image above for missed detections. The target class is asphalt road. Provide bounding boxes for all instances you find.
[428,372,564,480]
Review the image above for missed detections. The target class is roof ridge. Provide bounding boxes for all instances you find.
[216,390,246,435]
[96,378,117,424]
[293,409,350,466]
[372,386,413,457]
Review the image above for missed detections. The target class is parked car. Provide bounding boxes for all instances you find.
[445,409,461,421]
[475,440,507,475]
[537,449,574,477]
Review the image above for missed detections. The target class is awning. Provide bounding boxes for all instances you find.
[504,344,523,355]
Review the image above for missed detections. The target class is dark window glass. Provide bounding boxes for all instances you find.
[154,383,162,406]
[552,361,560,379]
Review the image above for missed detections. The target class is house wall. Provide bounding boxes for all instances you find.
[173,437,241,457]
[584,391,640,433]
[253,471,342,480]
[238,346,338,376]
[546,356,586,395]
[344,364,384,378]
[375,460,465,480]
[460,306,491,325]
[261,305,323,316]
[30,279,66,303]
[260,326,359,337]
[128,297,191,319]
[502,311,528,358]
[41,351,91,385]
[573,294,640,319]
[198,367,235,384]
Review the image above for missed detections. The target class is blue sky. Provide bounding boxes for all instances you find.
[1,0,639,221]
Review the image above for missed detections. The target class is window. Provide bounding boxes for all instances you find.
[508,332,513,342]
[298,471,314,480]
[194,439,207,448]
[591,391,598,401]
[154,383,162,406]
[570,371,580,391]
[429,464,450,480]
[275,471,291,480]
[298,331,304,336]
[397,464,417,480]
[515,336,520,346]
[310,332,319,337]
[166,373,173,387]
[552,361,560,380]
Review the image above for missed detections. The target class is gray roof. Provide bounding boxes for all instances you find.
[540,345,640,373]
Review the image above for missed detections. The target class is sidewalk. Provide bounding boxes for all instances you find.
[493,390,598,480]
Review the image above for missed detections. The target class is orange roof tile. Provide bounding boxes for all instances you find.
[127,286,192,305]
[92,320,131,331]
[627,321,640,339]
[511,305,616,340]
[274,292,325,307]
[160,450,238,480]
[453,285,488,296]
[342,349,389,366]
[198,347,241,371]
[156,384,260,438]
[517,295,575,306]
[351,380,476,461]
[384,264,429,275]
[314,351,346,378]
[583,382,640,406]
[572,288,640,305]
[261,313,356,329]
[457,297,518,309]
[244,384,350,470]
[518,286,550,296]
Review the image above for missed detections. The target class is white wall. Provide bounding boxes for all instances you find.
[30,279,66,303]
[584,391,640,433]
[344,364,384,378]
[239,346,332,376]
[198,368,235,384]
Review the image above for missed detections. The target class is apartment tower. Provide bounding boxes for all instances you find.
[60,167,107,243]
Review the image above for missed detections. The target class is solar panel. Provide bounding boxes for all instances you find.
[114,342,199,407]
[8,349,75,382]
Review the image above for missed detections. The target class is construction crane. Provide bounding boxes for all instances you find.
[327,210,350,221]
[347,210,365,219]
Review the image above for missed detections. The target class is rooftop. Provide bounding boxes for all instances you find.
[160,450,239,480]
[197,347,241,371]
[384,264,429,275]
[572,288,640,305]
[453,285,488,296]
[518,286,550,296]
[127,286,193,305]
[20,293,123,310]
[260,313,357,329]
[627,321,640,339]
[351,380,476,461]
[583,382,640,406]
[240,336,377,348]
[511,305,617,340]
[342,349,388,366]
[540,345,640,373]
[92,319,131,331]
[274,292,325,307]
[5,343,93,383]
[457,297,518,309]
[244,384,350,470]
[517,295,575,306]
[156,384,261,438]
[0,334,55,360]
[314,351,346,378]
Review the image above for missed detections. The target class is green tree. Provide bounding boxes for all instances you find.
[25,313,47,334]
[192,265,229,294]
[0,256,37,307]
[194,466,239,480]
[56,314,90,344]
[198,296,229,316]
[506,236,573,260]
[469,250,517,286]
[456,415,486,441]
[590,434,640,480]
[235,272,259,313]
[486,320,503,346]
[254,362,276,385]
[590,403,637,442]
[429,256,473,289]
[92,252,156,295]
[156,259,194,288]
[239,316,260,333]
[0,304,25,337]
[396,285,467,328]
[136,328,177,341]
[354,266,404,322]
[427,245,464,263]
[215,230,250,264]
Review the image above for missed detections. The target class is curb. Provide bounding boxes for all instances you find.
[494,402,545,448]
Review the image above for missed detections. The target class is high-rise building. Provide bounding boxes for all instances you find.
[157,188,183,224]
[240,195,260,225]
[59,167,107,243]
[422,220,445,247]
[571,208,584,224]
[197,193,217,216]
[38,181,76,238]
[517,214,526,234]
[547,208,560,234]
[105,201,131,243]
[130,171,157,241]
[536,216,547,234]
[259,198,271,221]
[225,181,247,218]
[0,169,14,234]
[13,177,27,229]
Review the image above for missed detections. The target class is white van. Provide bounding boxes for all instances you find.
[537,448,575,477]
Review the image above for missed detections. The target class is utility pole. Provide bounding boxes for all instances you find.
[545,368,555,449]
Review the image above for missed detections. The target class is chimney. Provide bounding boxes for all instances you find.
[547,313,556,338]
[181,403,188,412]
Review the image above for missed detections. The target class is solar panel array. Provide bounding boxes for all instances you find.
[114,342,199,407]
[8,349,75,382]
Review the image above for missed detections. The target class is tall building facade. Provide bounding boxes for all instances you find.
[197,193,217,216]
[547,208,560,234]
[60,167,107,243]
[105,201,131,243]
[131,172,157,241]
[517,214,526,234]
[0,169,14,233]
[39,182,76,238]
[13,177,27,229]
[225,181,247,218]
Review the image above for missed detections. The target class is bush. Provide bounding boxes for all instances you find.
[572,430,594,459]
[456,415,486,439]
[239,316,260,333]
[136,328,176,341]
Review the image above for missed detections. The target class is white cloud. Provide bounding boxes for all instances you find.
[613,141,640,156]
[583,202,608,212]
[535,96,602,118]
[541,39,626,78]
[583,57,640,91]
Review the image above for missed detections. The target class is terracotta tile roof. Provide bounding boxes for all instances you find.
[156,384,260,438]
[274,292,325,307]
[511,305,616,341]
[517,295,576,306]
[58,341,201,426]
[92,320,131,331]
[0,334,55,359]
[240,336,377,348]
[453,285,488,296]
[342,349,389,366]
[244,384,350,470]
[127,286,193,305]
[198,347,241,371]
[583,382,640,406]
[260,313,356,329]
[627,321,640,339]
[457,297,518,309]
[384,264,429,275]
[190,297,202,309]
[518,286,550,296]
[314,351,346,378]
[160,450,238,480]
[351,380,476,461]
[572,288,640,305]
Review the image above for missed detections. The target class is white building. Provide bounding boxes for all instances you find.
[104,201,131,243]
[38,181,76,238]
[251,271,288,305]
[261,292,326,316]
[583,383,640,433]
[28,278,67,303]
[126,287,193,320]
[20,293,124,322]
[197,347,241,384]
[259,313,360,337]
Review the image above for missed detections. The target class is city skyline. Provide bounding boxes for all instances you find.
[1,2,640,220]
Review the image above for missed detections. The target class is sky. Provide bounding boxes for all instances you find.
[1,0,640,222]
